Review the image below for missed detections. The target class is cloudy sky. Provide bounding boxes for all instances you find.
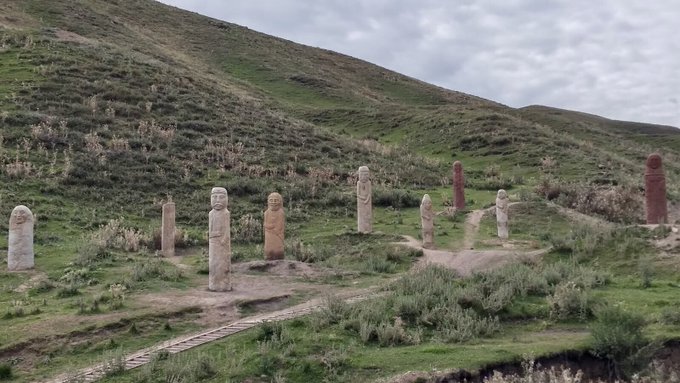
[159,0,679,128]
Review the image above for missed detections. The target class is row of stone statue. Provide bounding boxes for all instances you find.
[4,153,670,278]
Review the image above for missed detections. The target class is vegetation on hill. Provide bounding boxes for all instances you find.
[1,0,680,382]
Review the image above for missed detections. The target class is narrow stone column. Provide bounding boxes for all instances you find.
[420,194,435,249]
[161,198,176,257]
[264,192,285,260]
[8,205,34,271]
[453,161,465,210]
[645,153,668,224]
[496,189,509,240]
[356,166,372,233]
[209,187,232,291]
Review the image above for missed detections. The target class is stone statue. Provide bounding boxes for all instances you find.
[208,187,231,291]
[356,166,372,234]
[420,194,435,249]
[161,198,175,257]
[496,189,509,240]
[264,192,285,260]
[645,153,668,224]
[8,205,34,271]
[453,161,465,210]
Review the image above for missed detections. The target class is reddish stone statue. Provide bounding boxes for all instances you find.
[453,161,465,210]
[645,153,668,224]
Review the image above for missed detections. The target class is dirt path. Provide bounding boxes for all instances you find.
[40,206,557,382]
[401,235,550,276]
[462,208,490,250]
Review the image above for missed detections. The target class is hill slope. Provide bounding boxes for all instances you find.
[2,1,678,213]
[3,1,680,382]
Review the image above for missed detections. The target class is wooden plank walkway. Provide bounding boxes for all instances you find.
[44,292,374,383]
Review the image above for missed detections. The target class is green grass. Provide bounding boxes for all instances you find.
[1,0,680,381]
[475,202,572,249]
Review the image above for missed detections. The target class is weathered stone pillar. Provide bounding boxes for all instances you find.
[496,189,509,240]
[264,192,285,260]
[357,166,372,234]
[420,194,435,249]
[209,187,231,291]
[8,205,34,271]
[161,198,175,257]
[645,153,668,224]
[453,161,465,210]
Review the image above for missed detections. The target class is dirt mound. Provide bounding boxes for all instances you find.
[233,259,338,278]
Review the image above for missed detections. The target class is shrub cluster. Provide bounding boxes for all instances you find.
[311,262,608,347]
[535,179,642,223]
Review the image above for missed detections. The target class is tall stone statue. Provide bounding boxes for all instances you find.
[161,198,175,257]
[645,153,668,224]
[208,187,232,291]
[356,166,372,234]
[453,161,465,210]
[264,192,285,260]
[496,189,509,240]
[420,194,435,249]
[8,205,34,271]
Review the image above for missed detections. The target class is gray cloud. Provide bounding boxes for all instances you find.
[159,0,679,127]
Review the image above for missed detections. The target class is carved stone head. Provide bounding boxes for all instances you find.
[497,189,507,200]
[267,192,283,211]
[10,205,32,227]
[453,161,462,172]
[358,166,370,183]
[211,187,228,210]
[647,153,663,170]
[421,194,432,209]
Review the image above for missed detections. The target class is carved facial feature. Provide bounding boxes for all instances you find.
[268,193,282,211]
[211,188,228,210]
[647,154,662,170]
[421,194,432,209]
[12,209,27,225]
[358,166,370,183]
[497,189,507,199]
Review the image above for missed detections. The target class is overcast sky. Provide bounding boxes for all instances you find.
[159,0,679,128]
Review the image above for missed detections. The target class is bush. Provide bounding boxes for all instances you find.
[659,308,680,325]
[543,182,643,223]
[129,259,183,283]
[547,281,591,321]
[286,240,332,263]
[373,187,420,208]
[590,306,650,377]
[234,214,262,244]
[0,363,12,380]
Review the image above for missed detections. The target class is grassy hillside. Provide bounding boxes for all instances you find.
[2,0,680,382]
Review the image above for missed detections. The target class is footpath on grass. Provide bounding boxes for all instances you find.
[43,206,556,383]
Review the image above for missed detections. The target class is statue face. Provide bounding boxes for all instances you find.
[358,168,369,182]
[454,161,462,172]
[211,192,227,210]
[647,154,662,170]
[12,209,28,225]
[497,190,507,199]
[268,194,282,211]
